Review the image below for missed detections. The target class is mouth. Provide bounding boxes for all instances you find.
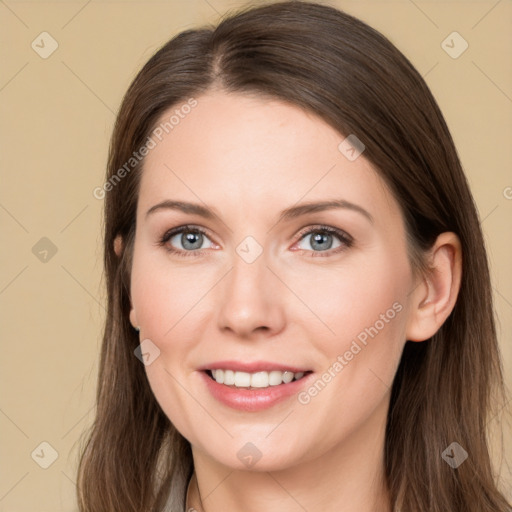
[199,364,315,412]
[204,369,312,389]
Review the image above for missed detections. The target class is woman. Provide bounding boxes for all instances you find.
[77,1,511,511]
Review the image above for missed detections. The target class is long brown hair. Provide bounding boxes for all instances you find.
[76,2,511,510]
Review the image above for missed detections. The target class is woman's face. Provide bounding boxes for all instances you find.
[129,90,417,471]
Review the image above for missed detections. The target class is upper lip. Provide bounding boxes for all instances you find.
[197,360,311,373]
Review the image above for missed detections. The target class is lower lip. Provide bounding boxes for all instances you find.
[200,371,313,412]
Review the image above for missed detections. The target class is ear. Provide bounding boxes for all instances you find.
[406,232,462,342]
[129,308,139,331]
[114,234,140,330]
[114,234,123,257]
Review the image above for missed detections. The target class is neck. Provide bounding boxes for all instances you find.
[187,399,392,512]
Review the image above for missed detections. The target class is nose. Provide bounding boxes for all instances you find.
[216,250,286,339]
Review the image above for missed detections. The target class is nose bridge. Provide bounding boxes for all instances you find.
[230,244,268,296]
[216,241,285,337]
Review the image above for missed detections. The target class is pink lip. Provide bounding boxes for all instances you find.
[199,369,314,412]
[197,360,310,373]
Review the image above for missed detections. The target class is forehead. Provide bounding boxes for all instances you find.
[137,90,401,227]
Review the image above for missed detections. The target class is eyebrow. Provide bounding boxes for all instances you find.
[145,199,373,224]
[278,199,373,224]
[146,200,216,220]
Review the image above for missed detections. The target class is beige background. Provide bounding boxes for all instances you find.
[0,0,511,510]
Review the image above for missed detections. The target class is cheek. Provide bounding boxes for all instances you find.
[293,251,410,419]
[130,249,211,437]
[290,254,409,347]
[130,248,214,339]
[291,277,407,455]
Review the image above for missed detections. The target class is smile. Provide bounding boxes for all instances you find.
[200,367,314,412]
[207,369,308,388]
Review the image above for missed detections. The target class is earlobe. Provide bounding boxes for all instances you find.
[406,232,462,342]
[129,308,139,331]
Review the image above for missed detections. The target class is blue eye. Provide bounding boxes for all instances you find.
[159,226,214,257]
[158,224,353,258]
[295,225,353,256]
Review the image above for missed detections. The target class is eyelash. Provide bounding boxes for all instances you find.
[157,224,353,258]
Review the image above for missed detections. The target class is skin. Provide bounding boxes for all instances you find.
[124,90,462,512]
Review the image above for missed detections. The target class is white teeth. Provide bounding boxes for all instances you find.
[210,369,307,388]
[268,371,283,386]
[250,371,269,388]
[213,369,224,384]
[224,370,235,385]
[234,371,251,387]
[282,371,294,384]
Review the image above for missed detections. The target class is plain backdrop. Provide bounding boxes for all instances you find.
[1,0,511,510]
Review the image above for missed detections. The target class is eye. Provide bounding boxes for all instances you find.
[294,225,353,256]
[158,225,216,257]
[158,224,353,258]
